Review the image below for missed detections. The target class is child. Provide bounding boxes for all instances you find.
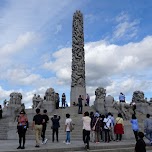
[135,132,146,152]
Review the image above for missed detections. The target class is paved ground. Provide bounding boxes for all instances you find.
[0,139,152,152]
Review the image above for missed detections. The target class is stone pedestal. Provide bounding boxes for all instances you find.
[70,86,86,106]
[94,99,105,114]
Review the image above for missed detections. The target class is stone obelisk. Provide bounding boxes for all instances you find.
[70,10,86,106]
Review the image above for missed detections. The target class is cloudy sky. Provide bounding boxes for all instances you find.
[0,0,152,108]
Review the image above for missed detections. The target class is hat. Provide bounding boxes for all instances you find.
[94,112,100,117]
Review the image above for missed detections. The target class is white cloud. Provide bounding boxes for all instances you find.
[113,12,140,40]
[43,35,152,103]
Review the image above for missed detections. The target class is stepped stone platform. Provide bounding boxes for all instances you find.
[1,106,152,152]
[0,139,152,152]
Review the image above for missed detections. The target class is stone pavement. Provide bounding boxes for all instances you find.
[0,139,152,152]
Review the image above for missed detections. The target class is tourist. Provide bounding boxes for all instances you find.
[92,113,101,143]
[108,113,115,141]
[17,110,28,149]
[86,94,90,106]
[130,101,136,114]
[55,93,60,109]
[90,112,95,142]
[135,132,146,152]
[64,113,72,144]
[0,105,2,119]
[32,108,44,148]
[103,114,112,143]
[61,93,66,108]
[78,95,83,114]
[94,111,100,118]
[144,114,152,145]
[100,115,105,142]
[114,113,124,141]
[51,114,60,142]
[130,114,139,141]
[82,111,91,150]
[41,109,49,144]
[119,92,125,102]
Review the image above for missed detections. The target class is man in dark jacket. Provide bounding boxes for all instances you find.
[51,114,60,142]
[41,109,49,144]
[78,95,83,114]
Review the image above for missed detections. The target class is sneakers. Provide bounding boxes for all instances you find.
[44,139,48,144]
[35,145,40,148]
[66,142,71,144]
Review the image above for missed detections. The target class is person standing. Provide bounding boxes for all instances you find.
[82,111,91,150]
[17,110,28,149]
[78,95,83,114]
[114,113,124,141]
[32,108,44,148]
[144,114,152,145]
[0,105,2,119]
[130,114,139,141]
[51,114,60,142]
[64,113,72,144]
[119,92,125,102]
[62,93,66,108]
[108,113,115,141]
[135,132,146,152]
[86,94,90,106]
[90,112,95,142]
[103,114,112,143]
[41,109,49,144]
[55,93,60,109]
[92,114,101,143]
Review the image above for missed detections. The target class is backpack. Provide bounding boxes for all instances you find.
[70,122,74,132]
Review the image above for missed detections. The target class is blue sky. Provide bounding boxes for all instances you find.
[0,0,152,108]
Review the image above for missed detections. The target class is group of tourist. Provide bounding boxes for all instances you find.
[15,106,152,151]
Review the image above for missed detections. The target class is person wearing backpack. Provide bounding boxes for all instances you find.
[64,113,72,144]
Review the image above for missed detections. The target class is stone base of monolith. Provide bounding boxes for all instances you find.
[70,86,86,106]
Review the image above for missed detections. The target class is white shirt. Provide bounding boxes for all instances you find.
[65,118,72,131]
[82,116,91,131]
[103,118,112,129]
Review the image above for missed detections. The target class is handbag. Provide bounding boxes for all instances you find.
[92,118,99,131]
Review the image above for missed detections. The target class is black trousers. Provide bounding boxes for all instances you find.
[116,134,122,141]
[41,125,46,141]
[78,105,83,114]
[18,126,26,147]
[104,129,110,142]
[133,130,138,141]
[52,128,58,142]
[83,129,90,149]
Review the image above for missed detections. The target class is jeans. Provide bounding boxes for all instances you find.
[66,131,70,143]
[145,129,152,142]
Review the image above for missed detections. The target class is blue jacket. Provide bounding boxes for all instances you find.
[130,119,139,131]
